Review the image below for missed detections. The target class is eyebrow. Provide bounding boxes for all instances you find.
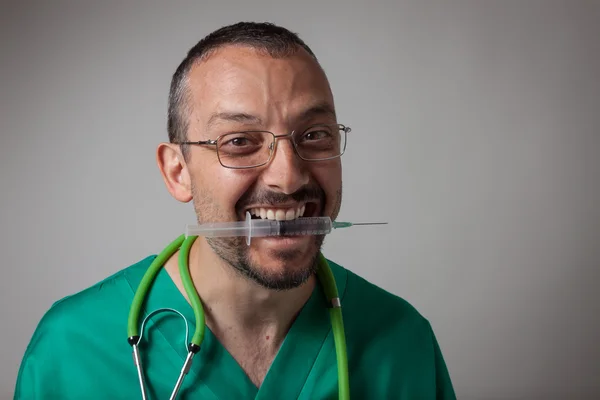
[206,112,263,130]
[205,102,336,130]
[297,102,337,122]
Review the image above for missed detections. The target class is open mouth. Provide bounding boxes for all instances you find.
[245,202,319,221]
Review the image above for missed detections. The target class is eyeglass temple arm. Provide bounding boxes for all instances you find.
[177,139,217,145]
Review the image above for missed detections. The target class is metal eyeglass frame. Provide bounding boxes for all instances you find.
[176,123,351,169]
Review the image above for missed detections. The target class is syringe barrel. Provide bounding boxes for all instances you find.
[185,217,333,238]
[276,217,332,236]
[186,221,252,237]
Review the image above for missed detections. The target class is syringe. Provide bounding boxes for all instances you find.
[185,212,387,245]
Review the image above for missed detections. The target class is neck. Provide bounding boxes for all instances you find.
[165,237,315,345]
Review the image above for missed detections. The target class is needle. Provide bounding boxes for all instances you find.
[348,222,388,226]
[331,221,388,229]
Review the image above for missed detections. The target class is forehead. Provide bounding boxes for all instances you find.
[186,45,334,130]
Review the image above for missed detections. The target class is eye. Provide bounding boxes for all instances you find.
[304,130,329,141]
[300,127,334,143]
[229,137,250,146]
[221,134,260,148]
[218,132,266,156]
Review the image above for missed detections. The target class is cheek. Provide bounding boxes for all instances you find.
[191,162,259,214]
[215,170,253,203]
[311,162,342,214]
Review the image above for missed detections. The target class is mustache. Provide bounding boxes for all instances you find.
[237,184,325,211]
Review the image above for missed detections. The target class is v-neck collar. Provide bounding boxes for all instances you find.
[125,255,348,399]
[255,274,334,399]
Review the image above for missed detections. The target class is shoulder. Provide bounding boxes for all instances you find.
[326,259,456,398]
[326,259,436,359]
[327,259,429,330]
[37,255,154,327]
[15,256,155,398]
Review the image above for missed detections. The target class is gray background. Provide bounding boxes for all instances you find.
[1,1,599,399]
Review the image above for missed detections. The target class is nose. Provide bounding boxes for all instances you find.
[260,136,309,194]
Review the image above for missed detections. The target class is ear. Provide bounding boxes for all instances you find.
[156,143,193,203]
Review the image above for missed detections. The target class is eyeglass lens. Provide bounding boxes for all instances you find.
[216,124,346,168]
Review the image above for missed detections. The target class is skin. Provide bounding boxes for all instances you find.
[156,45,342,386]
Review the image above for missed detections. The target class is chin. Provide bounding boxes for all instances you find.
[244,237,323,290]
[206,229,324,290]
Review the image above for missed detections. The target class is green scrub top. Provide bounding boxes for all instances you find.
[15,256,456,399]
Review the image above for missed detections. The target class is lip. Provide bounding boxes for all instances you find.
[252,235,312,248]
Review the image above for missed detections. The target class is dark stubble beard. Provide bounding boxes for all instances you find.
[207,233,324,291]
[191,183,342,291]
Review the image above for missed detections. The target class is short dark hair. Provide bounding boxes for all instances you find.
[167,22,318,157]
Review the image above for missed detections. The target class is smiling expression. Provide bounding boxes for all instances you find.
[178,45,342,289]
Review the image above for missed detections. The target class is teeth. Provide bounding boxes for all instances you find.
[275,210,286,221]
[248,205,308,221]
[285,209,295,220]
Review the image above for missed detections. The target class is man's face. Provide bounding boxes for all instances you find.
[184,46,342,290]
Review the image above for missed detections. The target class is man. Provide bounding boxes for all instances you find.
[15,22,456,399]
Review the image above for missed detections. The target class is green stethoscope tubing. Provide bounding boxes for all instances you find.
[316,251,350,400]
[127,234,350,400]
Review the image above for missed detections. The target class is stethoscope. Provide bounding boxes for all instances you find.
[127,233,350,400]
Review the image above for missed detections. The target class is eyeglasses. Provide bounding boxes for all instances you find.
[177,123,350,169]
